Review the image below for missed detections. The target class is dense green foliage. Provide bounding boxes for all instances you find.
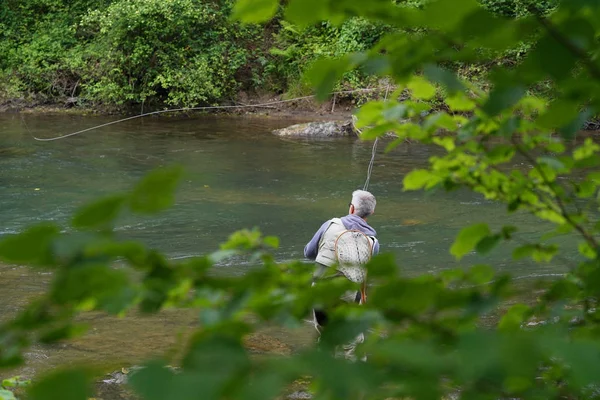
[5,0,600,399]
[479,0,557,17]
[0,0,270,107]
[0,0,392,108]
[0,0,557,108]
[270,18,390,96]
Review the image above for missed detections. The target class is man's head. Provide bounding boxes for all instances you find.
[349,190,376,219]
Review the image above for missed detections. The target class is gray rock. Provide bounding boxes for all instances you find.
[272,121,357,138]
[101,366,144,385]
[287,390,312,400]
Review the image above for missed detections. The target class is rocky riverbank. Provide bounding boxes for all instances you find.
[94,331,309,400]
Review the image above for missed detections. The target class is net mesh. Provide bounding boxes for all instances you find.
[334,230,373,284]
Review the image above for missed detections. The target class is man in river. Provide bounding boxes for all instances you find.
[304,189,379,360]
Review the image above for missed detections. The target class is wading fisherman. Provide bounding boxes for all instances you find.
[304,190,379,360]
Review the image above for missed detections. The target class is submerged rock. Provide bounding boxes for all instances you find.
[99,366,145,386]
[0,146,34,157]
[272,121,357,138]
[287,390,312,400]
[243,333,293,355]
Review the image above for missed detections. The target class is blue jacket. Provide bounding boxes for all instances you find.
[304,214,379,260]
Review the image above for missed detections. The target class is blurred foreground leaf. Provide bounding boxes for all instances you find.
[129,165,183,214]
[28,369,92,400]
[0,224,59,266]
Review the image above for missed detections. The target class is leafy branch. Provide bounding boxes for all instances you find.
[511,136,599,250]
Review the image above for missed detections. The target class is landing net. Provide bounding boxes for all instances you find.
[334,230,373,284]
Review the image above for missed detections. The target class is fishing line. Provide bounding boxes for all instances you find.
[33,98,312,142]
[20,113,35,137]
[31,87,389,142]
[362,138,379,191]
[29,85,387,193]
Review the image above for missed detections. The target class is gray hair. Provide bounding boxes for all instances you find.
[351,190,376,218]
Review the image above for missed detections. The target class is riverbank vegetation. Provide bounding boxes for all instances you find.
[4,0,600,399]
[1,0,557,111]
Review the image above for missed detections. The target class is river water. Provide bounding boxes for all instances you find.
[0,113,582,378]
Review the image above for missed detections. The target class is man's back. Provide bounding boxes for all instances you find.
[304,190,379,360]
[304,214,379,261]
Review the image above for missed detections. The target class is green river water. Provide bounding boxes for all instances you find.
[0,113,582,379]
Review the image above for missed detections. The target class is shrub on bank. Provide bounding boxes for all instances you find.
[0,0,560,109]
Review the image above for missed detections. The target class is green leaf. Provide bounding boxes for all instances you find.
[573,138,600,161]
[28,369,92,400]
[221,228,263,250]
[589,171,600,184]
[432,136,455,151]
[403,169,440,191]
[475,234,501,255]
[263,236,279,249]
[541,223,574,240]
[0,224,59,265]
[128,361,174,400]
[423,112,458,131]
[521,34,576,83]
[367,253,397,278]
[575,180,596,198]
[360,122,398,140]
[72,195,127,229]
[546,140,566,153]
[513,244,558,262]
[497,116,521,137]
[513,244,536,260]
[501,225,518,239]
[285,0,328,26]
[51,264,132,313]
[305,58,352,101]
[574,154,600,169]
[468,264,495,284]
[129,165,183,214]
[420,0,479,31]
[551,340,600,389]
[237,368,288,400]
[407,76,436,100]
[482,86,525,116]
[372,280,437,315]
[537,156,567,173]
[578,242,597,259]
[450,223,491,260]
[518,96,547,116]
[423,64,465,93]
[382,104,408,121]
[537,99,581,132]
[0,389,16,400]
[445,93,476,111]
[231,0,278,23]
[2,377,30,388]
[354,101,385,128]
[487,145,515,164]
[498,304,530,332]
[39,323,88,344]
[559,108,591,140]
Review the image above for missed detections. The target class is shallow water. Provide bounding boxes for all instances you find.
[0,113,585,378]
